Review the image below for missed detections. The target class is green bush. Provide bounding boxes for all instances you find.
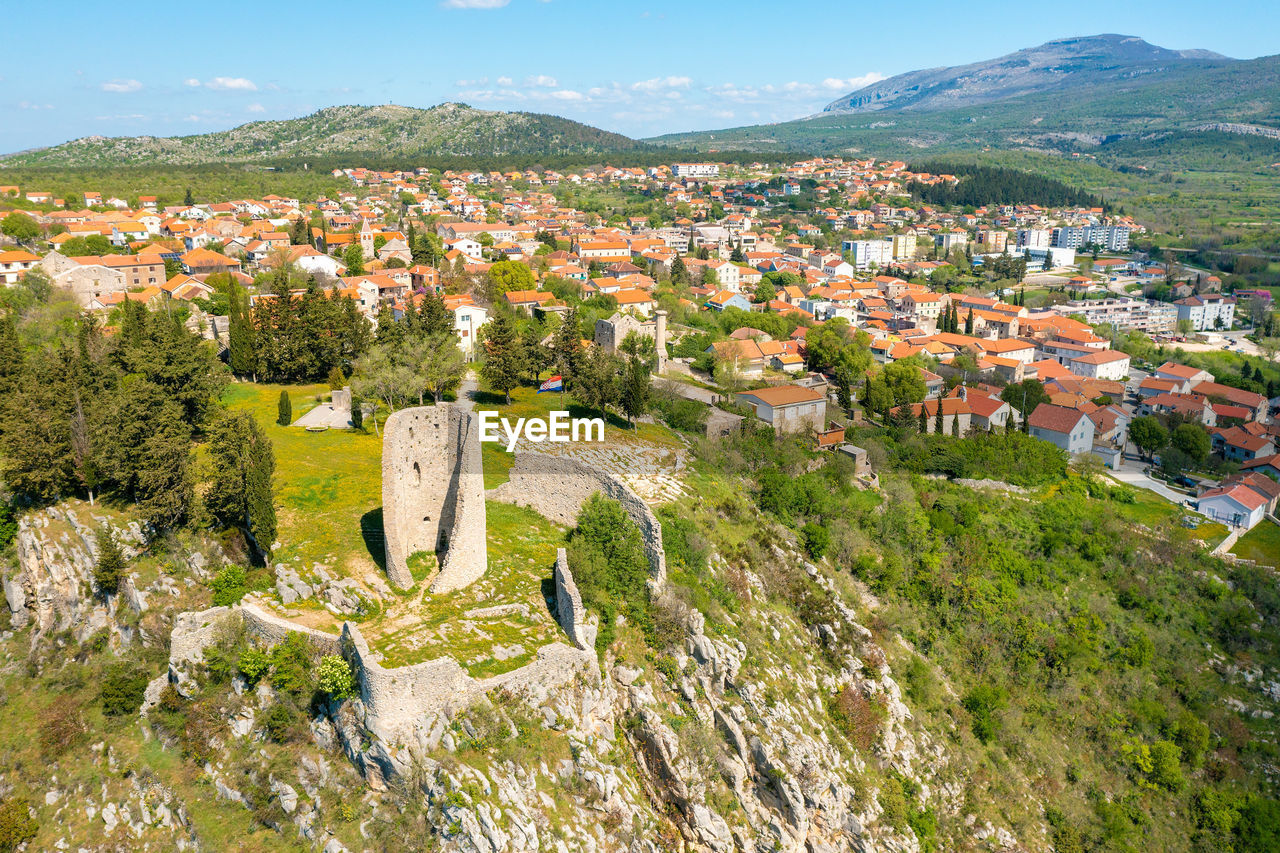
[317,654,357,700]
[100,662,150,717]
[0,797,38,852]
[209,565,248,606]
[567,494,652,650]
[92,530,126,598]
[261,703,297,744]
[268,632,315,699]
[877,775,909,830]
[237,646,270,685]
[800,523,830,560]
[962,684,1006,744]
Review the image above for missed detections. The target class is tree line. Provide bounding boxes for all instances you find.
[0,278,275,556]
[907,161,1102,209]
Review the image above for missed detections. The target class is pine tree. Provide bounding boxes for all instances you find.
[480,313,522,404]
[227,284,257,378]
[184,188,194,206]
[419,290,452,338]
[277,390,292,426]
[552,307,582,389]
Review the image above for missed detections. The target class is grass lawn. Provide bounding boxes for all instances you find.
[223,382,382,580]
[364,501,566,676]
[1230,519,1280,567]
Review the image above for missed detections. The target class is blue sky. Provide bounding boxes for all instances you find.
[2,0,1277,155]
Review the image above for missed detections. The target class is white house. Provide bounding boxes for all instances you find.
[1197,484,1267,530]
[1028,403,1095,455]
[1173,294,1235,331]
[1069,349,1131,381]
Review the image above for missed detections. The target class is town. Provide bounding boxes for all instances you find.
[1,155,1276,543]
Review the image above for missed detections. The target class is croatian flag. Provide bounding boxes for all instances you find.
[537,375,563,393]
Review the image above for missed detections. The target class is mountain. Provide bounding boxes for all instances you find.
[0,103,640,166]
[822,34,1233,114]
[649,48,1280,165]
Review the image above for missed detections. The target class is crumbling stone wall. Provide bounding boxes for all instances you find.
[488,452,666,586]
[554,547,597,651]
[381,405,487,591]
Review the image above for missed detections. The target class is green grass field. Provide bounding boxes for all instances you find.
[366,501,566,676]
[222,382,382,580]
[1231,520,1280,567]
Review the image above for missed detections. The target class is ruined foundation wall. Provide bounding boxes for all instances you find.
[554,547,597,651]
[488,452,667,585]
[381,406,486,591]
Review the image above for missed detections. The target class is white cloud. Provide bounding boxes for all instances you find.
[247,103,266,113]
[524,74,558,88]
[18,101,53,110]
[100,79,142,93]
[205,76,257,91]
[821,72,886,91]
[548,89,583,101]
[183,78,201,87]
[631,75,691,91]
[440,0,510,8]
[496,76,513,86]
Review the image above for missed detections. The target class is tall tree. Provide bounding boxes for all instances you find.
[480,313,522,404]
[206,410,277,560]
[277,390,292,426]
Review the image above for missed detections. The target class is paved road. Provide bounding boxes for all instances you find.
[1108,457,1204,516]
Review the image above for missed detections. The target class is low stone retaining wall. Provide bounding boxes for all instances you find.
[488,452,667,585]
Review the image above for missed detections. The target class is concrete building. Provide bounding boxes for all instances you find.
[844,238,893,270]
[737,385,826,433]
[1173,294,1236,331]
[1197,484,1267,530]
[1053,297,1176,333]
[673,163,720,178]
[1016,229,1051,250]
[1083,225,1131,252]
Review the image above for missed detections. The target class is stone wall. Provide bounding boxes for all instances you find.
[554,547,597,651]
[242,600,342,655]
[488,452,666,586]
[381,405,487,591]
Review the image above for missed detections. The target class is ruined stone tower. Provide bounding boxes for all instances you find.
[381,405,487,592]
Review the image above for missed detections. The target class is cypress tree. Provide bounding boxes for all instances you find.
[918,405,927,433]
[277,390,292,426]
[934,400,944,434]
[965,308,974,336]
[206,410,277,560]
[327,365,346,391]
[350,395,364,431]
[952,413,960,437]
[93,529,126,599]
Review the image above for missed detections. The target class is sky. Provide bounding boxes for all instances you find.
[2,0,1277,155]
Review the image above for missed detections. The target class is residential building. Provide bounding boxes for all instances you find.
[1173,294,1236,331]
[736,385,826,433]
[1028,403,1095,455]
[1069,349,1131,381]
[1197,484,1267,530]
[0,250,39,284]
[672,163,720,178]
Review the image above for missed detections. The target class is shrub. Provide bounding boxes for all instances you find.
[317,654,357,700]
[237,646,270,685]
[261,703,297,744]
[0,798,38,852]
[268,632,315,699]
[962,684,1006,744]
[877,775,908,830]
[100,662,150,717]
[350,395,364,431]
[568,494,652,648]
[209,565,248,606]
[800,523,830,560]
[827,685,886,751]
[38,702,86,757]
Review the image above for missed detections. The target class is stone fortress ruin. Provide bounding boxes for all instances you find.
[381,405,487,592]
[156,402,668,773]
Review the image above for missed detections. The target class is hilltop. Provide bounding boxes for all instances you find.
[822,34,1233,114]
[649,44,1280,166]
[0,103,640,167]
